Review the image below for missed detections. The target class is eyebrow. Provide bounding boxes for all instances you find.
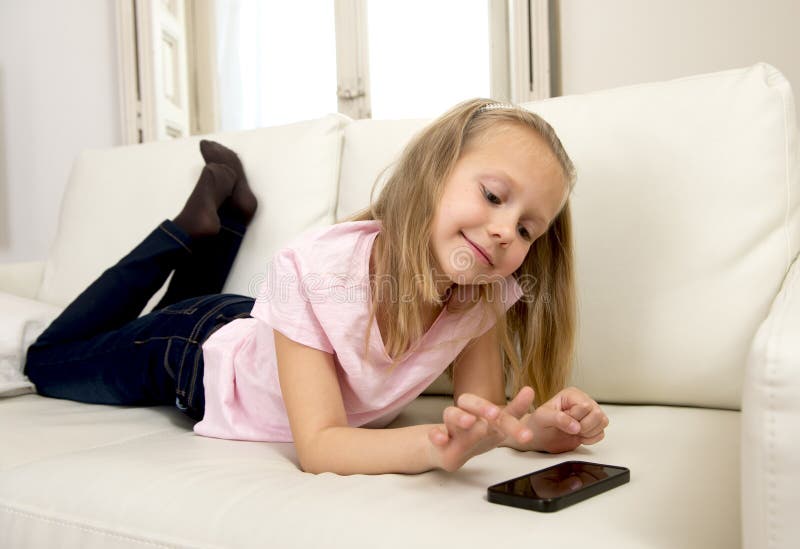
[482,170,548,225]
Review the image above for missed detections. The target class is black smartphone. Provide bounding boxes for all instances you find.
[487,460,630,512]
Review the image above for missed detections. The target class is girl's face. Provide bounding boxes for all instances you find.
[430,123,569,295]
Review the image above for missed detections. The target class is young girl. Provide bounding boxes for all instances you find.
[24,98,608,476]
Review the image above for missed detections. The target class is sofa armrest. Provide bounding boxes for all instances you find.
[742,251,800,549]
[0,292,63,397]
[0,261,46,299]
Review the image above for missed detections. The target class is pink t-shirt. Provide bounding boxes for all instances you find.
[193,220,524,442]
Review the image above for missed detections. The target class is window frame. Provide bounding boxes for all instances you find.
[116,0,553,140]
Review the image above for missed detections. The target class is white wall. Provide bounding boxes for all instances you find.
[0,0,121,263]
[555,0,800,126]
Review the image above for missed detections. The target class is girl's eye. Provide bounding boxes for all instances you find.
[483,188,501,204]
[482,186,533,241]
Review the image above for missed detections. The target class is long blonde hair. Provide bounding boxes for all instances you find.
[344,98,577,407]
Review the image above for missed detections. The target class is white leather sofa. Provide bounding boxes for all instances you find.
[1,63,797,549]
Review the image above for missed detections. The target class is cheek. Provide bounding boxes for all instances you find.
[508,247,530,271]
[442,185,479,217]
[434,194,458,226]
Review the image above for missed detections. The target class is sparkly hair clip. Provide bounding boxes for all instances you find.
[476,102,517,114]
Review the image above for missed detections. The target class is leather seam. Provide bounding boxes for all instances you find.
[764,253,799,548]
[0,502,197,548]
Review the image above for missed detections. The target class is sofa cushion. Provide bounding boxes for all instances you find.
[0,394,739,549]
[336,118,430,223]
[0,293,63,397]
[336,63,800,410]
[37,114,351,311]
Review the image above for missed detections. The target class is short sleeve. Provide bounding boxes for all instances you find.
[250,247,335,354]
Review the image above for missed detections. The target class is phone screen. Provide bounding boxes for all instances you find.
[488,461,629,512]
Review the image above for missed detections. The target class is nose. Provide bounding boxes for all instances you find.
[487,215,516,245]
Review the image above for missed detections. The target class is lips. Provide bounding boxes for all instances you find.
[461,232,493,266]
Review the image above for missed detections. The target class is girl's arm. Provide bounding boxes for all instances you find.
[452,325,509,409]
[274,328,439,475]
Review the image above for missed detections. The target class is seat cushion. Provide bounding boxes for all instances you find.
[336,63,800,409]
[0,394,739,549]
[0,293,63,397]
[37,114,351,310]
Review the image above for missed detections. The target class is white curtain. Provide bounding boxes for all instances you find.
[212,0,338,131]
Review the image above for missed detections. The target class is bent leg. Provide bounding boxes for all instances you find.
[34,220,194,347]
[153,210,248,311]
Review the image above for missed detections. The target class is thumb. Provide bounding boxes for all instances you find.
[504,386,535,419]
[429,426,448,446]
[536,405,581,435]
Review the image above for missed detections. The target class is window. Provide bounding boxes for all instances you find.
[116,0,551,141]
[214,0,338,130]
[366,0,491,119]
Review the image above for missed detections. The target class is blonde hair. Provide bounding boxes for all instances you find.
[344,98,577,407]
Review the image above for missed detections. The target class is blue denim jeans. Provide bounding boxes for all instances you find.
[24,215,255,422]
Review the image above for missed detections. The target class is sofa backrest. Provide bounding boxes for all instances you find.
[336,63,800,410]
[38,64,798,411]
[37,114,350,313]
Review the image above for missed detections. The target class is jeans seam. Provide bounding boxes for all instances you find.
[133,335,199,345]
[161,294,222,315]
[186,312,249,403]
[185,298,253,404]
[177,297,247,402]
[163,337,175,377]
[158,308,197,315]
[189,343,203,404]
[188,297,252,343]
[220,225,244,238]
[158,224,192,253]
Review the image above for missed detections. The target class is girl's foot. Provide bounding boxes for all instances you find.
[173,163,237,238]
[199,139,258,225]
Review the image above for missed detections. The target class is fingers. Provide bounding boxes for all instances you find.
[455,394,500,422]
[567,405,608,438]
[504,386,535,418]
[456,390,534,445]
[430,405,501,452]
[555,388,609,439]
[580,431,605,445]
[565,402,593,422]
[444,406,478,432]
[429,425,449,446]
[432,406,474,447]
[580,412,609,438]
[536,405,582,435]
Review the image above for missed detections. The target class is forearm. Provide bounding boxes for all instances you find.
[303,424,439,475]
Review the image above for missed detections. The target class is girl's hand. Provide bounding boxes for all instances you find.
[426,387,536,472]
[521,386,609,454]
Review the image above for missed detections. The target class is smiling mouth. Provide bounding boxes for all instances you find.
[461,232,493,266]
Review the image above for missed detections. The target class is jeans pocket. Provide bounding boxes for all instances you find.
[174,337,204,412]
